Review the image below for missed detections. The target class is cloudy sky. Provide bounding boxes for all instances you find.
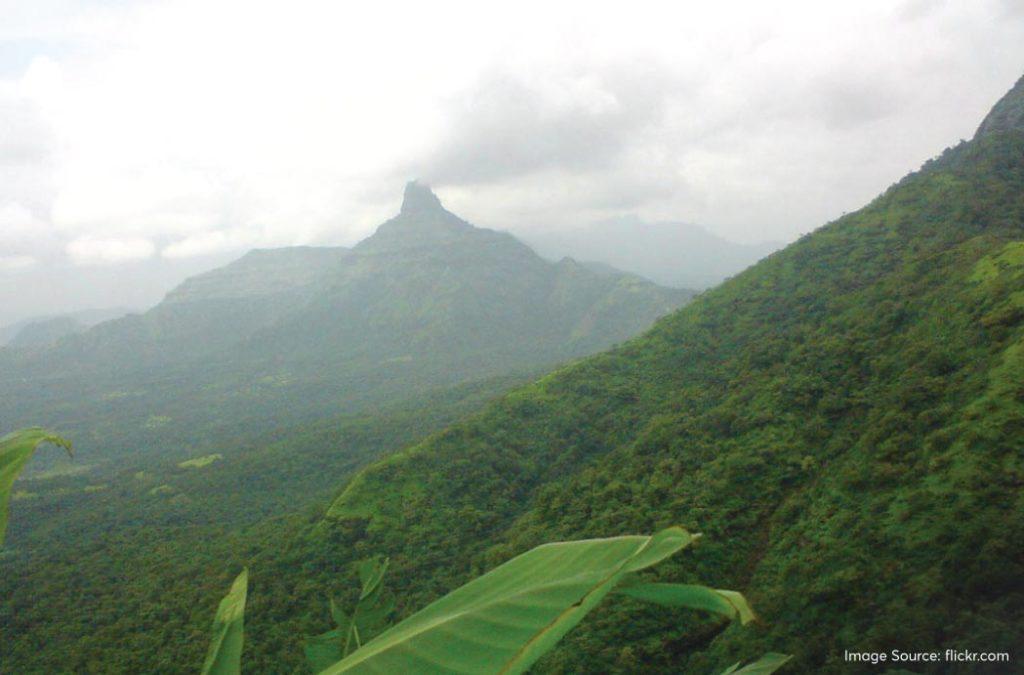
[1,0,1023,323]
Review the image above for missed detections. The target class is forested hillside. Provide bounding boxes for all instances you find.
[279,76,1024,672]
[0,184,689,674]
[3,76,1023,675]
[0,183,690,470]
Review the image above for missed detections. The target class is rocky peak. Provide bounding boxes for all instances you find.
[400,181,445,215]
[974,73,1024,139]
[357,181,478,252]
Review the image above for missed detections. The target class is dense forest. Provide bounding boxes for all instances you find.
[2,74,1024,673]
[309,122,1024,672]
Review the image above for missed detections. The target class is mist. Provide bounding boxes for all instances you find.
[2,0,1023,323]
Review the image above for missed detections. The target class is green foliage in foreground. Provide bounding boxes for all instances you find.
[207,528,785,674]
[0,427,71,545]
[304,556,394,671]
[201,568,248,675]
[324,527,712,674]
[720,653,793,675]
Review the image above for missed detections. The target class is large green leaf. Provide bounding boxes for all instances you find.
[355,555,389,600]
[305,557,394,672]
[0,427,72,545]
[719,652,793,674]
[348,556,394,650]
[305,628,347,674]
[322,527,706,674]
[616,582,756,624]
[201,568,248,675]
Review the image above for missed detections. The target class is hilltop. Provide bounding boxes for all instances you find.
[0,184,691,467]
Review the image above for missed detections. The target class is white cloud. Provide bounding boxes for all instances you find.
[0,254,37,272]
[0,202,42,240]
[161,231,231,259]
[51,166,222,236]
[66,236,155,265]
[0,0,1020,261]
[159,227,282,259]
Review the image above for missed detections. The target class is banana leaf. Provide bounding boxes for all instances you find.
[323,527,714,674]
[201,568,248,675]
[0,427,72,545]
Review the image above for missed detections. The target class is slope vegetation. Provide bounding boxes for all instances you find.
[309,81,1024,673]
[5,79,1023,675]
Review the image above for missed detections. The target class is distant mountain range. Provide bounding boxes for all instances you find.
[525,218,781,289]
[0,307,133,348]
[0,182,692,465]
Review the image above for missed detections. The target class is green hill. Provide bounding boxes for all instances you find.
[1,307,131,348]
[7,316,85,348]
[975,74,1024,139]
[3,77,1023,675]
[297,76,1024,672]
[0,182,690,469]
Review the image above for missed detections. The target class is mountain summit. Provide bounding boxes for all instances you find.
[0,185,693,464]
[975,73,1024,138]
[400,180,445,214]
[358,182,476,251]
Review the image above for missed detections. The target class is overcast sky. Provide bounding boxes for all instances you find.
[1,0,1023,322]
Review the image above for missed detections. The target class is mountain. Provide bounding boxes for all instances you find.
[975,74,1024,138]
[89,245,355,363]
[243,76,1024,672]
[242,182,693,371]
[0,254,237,331]
[6,78,1022,675]
[524,217,782,289]
[0,307,133,348]
[0,183,692,467]
[7,316,84,348]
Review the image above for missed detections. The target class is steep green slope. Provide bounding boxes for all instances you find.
[0,183,691,469]
[4,78,1022,675]
[303,85,1024,672]
[976,74,1024,139]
